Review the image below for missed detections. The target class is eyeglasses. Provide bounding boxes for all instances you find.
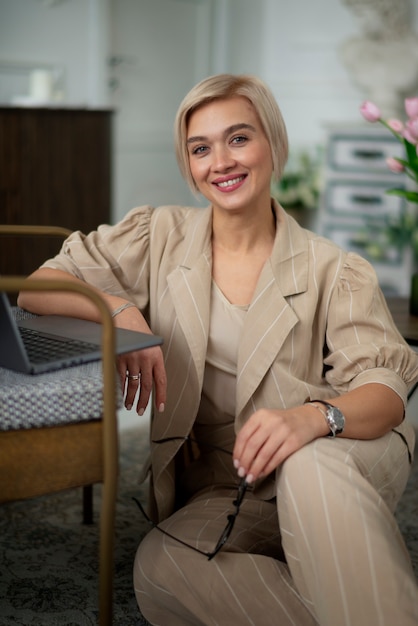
[133,435,249,560]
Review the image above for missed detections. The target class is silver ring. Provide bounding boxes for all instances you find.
[126,374,140,381]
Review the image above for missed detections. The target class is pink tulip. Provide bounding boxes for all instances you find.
[403,128,417,144]
[360,101,381,122]
[387,119,404,133]
[406,118,418,141]
[405,97,418,119]
[386,157,405,173]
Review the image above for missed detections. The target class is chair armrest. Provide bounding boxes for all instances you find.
[0,224,72,238]
[0,275,118,490]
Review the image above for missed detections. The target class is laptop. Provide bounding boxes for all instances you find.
[0,291,163,375]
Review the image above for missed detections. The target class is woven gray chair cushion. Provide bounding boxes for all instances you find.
[0,308,121,431]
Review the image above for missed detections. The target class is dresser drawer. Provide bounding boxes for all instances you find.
[324,223,402,264]
[328,134,404,172]
[325,180,405,219]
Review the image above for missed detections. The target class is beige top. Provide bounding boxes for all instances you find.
[182,281,247,498]
[198,281,248,425]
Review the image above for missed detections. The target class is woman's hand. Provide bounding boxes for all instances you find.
[118,345,166,415]
[18,268,167,416]
[113,306,167,416]
[232,405,326,484]
[233,384,405,484]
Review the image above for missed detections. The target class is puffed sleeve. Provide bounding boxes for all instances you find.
[324,252,418,405]
[41,205,153,311]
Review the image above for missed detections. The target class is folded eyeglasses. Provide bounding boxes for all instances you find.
[133,435,249,560]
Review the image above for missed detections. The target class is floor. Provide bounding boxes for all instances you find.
[118,404,150,432]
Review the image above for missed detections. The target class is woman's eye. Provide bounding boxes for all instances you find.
[191,145,208,155]
[231,135,248,145]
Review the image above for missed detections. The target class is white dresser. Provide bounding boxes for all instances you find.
[319,124,411,296]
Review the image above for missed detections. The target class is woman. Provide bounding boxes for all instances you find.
[19,74,418,625]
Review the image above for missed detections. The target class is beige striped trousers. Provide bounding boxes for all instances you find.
[134,426,418,625]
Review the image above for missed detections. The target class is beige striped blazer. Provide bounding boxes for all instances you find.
[43,201,418,521]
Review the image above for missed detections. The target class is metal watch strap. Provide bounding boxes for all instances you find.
[307,399,342,438]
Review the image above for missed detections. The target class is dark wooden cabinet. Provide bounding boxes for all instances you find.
[0,107,112,280]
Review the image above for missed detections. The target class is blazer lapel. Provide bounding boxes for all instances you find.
[166,207,213,389]
[236,205,310,416]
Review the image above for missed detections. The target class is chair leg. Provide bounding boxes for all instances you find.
[83,485,94,524]
[98,473,118,625]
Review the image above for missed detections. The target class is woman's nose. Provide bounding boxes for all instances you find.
[212,145,235,171]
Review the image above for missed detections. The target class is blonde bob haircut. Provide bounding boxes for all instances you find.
[174,73,289,193]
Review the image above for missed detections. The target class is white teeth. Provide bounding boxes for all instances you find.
[217,176,243,188]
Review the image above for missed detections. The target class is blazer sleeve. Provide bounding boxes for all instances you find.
[323,252,418,405]
[41,205,154,312]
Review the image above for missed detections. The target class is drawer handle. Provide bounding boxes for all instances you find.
[352,149,384,159]
[350,194,382,205]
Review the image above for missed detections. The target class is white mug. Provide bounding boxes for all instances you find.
[29,70,52,101]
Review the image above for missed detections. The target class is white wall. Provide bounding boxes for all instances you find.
[226,0,418,150]
[0,0,111,107]
[262,0,358,148]
[2,0,418,201]
[109,0,214,220]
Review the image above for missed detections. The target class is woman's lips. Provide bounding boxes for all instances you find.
[213,175,246,190]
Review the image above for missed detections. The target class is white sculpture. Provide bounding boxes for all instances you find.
[340,0,418,118]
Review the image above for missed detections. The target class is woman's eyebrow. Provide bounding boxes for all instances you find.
[187,123,256,145]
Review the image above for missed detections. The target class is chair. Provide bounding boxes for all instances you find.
[0,224,97,521]
[0,226,119,626]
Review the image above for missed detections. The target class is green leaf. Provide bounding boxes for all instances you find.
[385,188,418,203]
[404,191,418,203]
[395,157,410,168]
[405,139,417,161]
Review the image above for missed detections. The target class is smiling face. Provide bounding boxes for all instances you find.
[186,96,274,216]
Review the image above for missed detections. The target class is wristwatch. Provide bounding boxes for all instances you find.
[308,400,345,438]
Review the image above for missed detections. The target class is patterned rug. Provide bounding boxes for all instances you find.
[0,427,417,625]
[0,427,151,626]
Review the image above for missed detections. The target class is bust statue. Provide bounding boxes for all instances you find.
[340,0,418,118]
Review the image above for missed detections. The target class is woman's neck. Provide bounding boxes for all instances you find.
[211,202,276,255]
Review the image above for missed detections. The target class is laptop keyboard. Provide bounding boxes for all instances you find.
[19,326,99,364]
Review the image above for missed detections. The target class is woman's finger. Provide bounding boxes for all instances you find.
[125,369,142,410]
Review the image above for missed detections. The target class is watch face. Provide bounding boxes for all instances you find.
[329,406,345,432]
